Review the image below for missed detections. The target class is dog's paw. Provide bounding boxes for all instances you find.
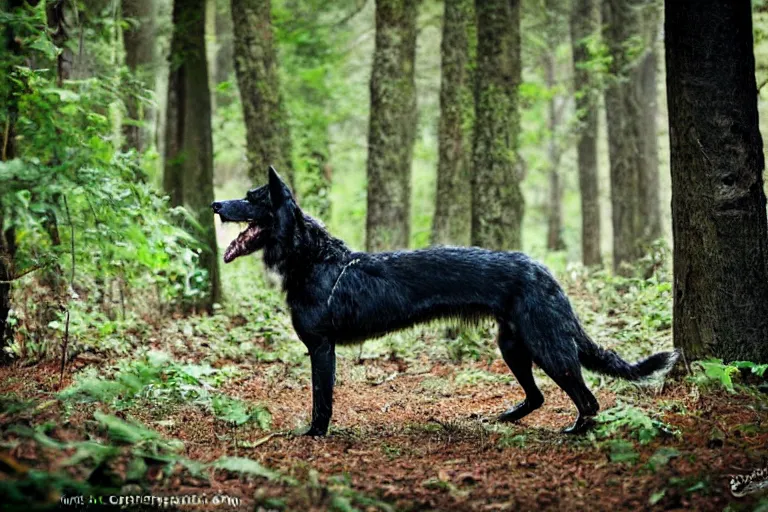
[562,416,596,435]
[303,426,328,437]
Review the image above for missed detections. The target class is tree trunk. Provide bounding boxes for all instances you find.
[638,39,661,243]
[602,0,660,273]
[666,0,768,363]
[0,0,23,356]
[231,0,293,185]
[570,0,601,266]
[215,0,235,105]
[206,0,217,113]
[431,0,473,247]
[215,0,234,85]
[545,52,565,252]
[164,0,222,310]
[366,0,420,252]
[122,0,156,152]
[602,0,641,273]
[471,0,523,251]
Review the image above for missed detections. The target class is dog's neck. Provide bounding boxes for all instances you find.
[263,212,351,285]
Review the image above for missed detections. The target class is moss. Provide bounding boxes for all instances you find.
[471,0,523,251]
[365,0,420,251]
[231,0,294,185]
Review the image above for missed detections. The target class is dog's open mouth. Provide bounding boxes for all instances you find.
[223,223,263,263]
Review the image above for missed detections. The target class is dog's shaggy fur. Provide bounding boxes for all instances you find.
[212,168,678,436]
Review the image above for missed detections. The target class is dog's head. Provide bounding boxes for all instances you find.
[211,166,298,263]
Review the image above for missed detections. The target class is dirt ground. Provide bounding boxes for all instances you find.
[1,341,767,512]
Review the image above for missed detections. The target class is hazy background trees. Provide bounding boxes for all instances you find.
[431,0,473,247]
[365,0,419,252]
[3,0,768,363]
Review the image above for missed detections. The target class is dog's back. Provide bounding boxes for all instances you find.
[322,246,554,342]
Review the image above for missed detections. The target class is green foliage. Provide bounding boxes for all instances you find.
[575,264,673,352]
[323,473,395,512]
[60,350,271,430]
[211,456,279,480]
[0,468,100,511]
[447,327,496,363]
[454,368,512,387]
[646,447,680,472]
[689,359,768,393]
[1,3,212,361]
[5,412,282,499]
[211,394,271,429]
[605,439,639,464]
[94,410,185,455]
[274,0,351,220]
[596,402,680,444]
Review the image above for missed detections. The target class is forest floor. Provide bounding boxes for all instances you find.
[1,257,767,511]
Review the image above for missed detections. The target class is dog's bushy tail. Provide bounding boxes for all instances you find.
[576,329,679,381]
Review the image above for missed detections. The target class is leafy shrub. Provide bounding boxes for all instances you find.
[689,359,768,393]
[1,4,210,361]
[596,402,680,444]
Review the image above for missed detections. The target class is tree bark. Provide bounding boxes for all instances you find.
[471,0,523,251]
[431,0,473,247]
[602,0,659,274]
[570,0,601,266]
[122,0,156,152]
[215,0,235,105]
[0,0,23,356]
[544,51,565,252]
[215,0,234,84]
[164,0,222,309]
[231,0,293,185]
[666,0,768,363]
[366,0,420,252]
[638,39,661,243]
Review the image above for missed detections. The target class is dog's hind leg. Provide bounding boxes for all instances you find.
[496,323,544,423]
[522,332,599,433]
[545,367,599,433]
[514,299,600,434]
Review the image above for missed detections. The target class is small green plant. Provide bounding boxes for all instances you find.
[690,359,768,393]
[596,403,680,443]
[454,368,512,387]
[211,394,271,430]
[448,328,496,363]
[60,351,270,429]
[606,439,639,464]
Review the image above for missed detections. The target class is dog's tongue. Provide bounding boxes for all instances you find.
[224,225,261,263]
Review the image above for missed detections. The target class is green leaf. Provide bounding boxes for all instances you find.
[686,480,707,493]
[125,456,148,481]
[42,88,80,102]
[647,447,679,472]
[209,457,278,480]
[607,440,639,464]
[61,442,119,467]
[94,411,159,444]
[648,489,666,506]
[29,34,59,60]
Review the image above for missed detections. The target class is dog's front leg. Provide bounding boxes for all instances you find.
[305,340,336,436]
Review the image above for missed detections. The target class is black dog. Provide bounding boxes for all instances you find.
[212,167,678,436]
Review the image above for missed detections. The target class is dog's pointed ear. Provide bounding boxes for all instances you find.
[268,166,293,208]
